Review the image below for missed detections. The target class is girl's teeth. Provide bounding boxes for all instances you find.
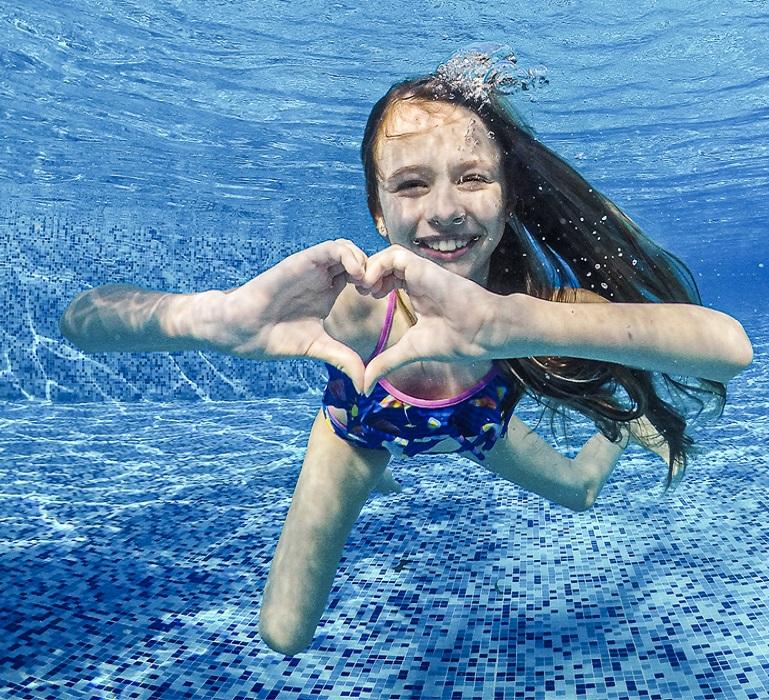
[414,238,478,253]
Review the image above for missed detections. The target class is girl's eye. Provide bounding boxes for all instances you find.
[395,180,427,192]
[459,174,490,186]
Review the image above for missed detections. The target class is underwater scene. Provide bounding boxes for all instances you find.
[1,0,767,698]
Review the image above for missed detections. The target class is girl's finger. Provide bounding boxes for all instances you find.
[363,251,411,289]
[309,334,366,394]
[334,238,368,279]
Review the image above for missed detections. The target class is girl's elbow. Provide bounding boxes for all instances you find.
[59,311,74,343]
[717,323,753,382]
[733,331,754,373]
[59,308,88,350]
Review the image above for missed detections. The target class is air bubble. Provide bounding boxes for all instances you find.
[600,282,608,289]
[594,264,601,269]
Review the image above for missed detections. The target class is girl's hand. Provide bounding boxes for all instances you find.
[217,239,368,391]
[359,245,532,393]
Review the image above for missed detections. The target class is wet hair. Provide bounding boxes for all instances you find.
[361,74,727,488]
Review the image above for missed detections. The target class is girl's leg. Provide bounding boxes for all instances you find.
[571,430,629,507]
[626,415,683,479]
[259,410,390,655]
[478,416,627,511]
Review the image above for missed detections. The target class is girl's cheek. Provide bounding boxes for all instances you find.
[388,202,419,224]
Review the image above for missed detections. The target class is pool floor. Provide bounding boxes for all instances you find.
[0,395,767,699]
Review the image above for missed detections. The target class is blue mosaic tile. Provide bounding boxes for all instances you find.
[0,203,380,402]
[1,349,768,699]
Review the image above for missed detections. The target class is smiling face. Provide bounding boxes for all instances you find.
[373,99,508,286]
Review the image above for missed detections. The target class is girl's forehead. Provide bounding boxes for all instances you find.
[381,99,476,138]
[375,99,500,172]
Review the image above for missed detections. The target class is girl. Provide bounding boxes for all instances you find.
[60,50,752,655]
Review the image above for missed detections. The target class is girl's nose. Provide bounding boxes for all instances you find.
[426,183,466,230]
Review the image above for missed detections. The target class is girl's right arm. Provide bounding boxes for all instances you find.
[59,284,221,353]
[60,239,370,390]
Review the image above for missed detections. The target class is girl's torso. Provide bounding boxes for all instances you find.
[322,286,513,457]
[325,285,494,398]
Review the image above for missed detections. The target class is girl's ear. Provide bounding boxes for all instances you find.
[375,216,388,238]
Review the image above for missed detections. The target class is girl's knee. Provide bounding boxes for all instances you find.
[259,610,313,656]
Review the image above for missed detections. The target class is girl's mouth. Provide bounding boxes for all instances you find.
[413,235,481,261]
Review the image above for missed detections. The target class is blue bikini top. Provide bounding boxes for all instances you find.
[321,291,515,460]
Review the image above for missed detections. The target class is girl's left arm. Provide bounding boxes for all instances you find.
[485,292,752,384]
[360,245,752,390]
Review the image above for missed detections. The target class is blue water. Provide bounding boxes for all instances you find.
[1,0,768,697]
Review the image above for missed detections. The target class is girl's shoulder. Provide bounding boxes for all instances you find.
[324,284,390,359]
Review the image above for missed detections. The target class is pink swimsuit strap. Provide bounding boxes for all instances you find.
[367,290,398,361]
[368,291,498,408]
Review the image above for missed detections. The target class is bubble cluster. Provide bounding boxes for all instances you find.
[435,44,549,104]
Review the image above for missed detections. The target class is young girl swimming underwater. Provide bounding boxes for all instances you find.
[60,49,752,655]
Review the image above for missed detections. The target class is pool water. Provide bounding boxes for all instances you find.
[1,0,768,698]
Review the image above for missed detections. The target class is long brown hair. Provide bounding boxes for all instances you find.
[361,74,726,487]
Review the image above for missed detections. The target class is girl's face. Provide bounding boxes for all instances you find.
[374,100,508,286]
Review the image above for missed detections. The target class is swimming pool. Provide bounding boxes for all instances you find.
[1,0,767,697]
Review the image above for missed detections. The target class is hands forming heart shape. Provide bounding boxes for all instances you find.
[222,239,522,394]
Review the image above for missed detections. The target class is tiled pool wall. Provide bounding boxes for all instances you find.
[1,189,762,405]
[0,190,380,402]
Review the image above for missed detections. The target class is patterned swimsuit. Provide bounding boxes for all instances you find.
[321,291,515,460]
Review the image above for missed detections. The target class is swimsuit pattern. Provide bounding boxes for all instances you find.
[321,292,514,460]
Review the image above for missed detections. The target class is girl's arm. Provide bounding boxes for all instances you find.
[259,410,390,655]
[60,239,370,391]
[59,284,221,353]
[360,246,752,391]
[487,292,752,384]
